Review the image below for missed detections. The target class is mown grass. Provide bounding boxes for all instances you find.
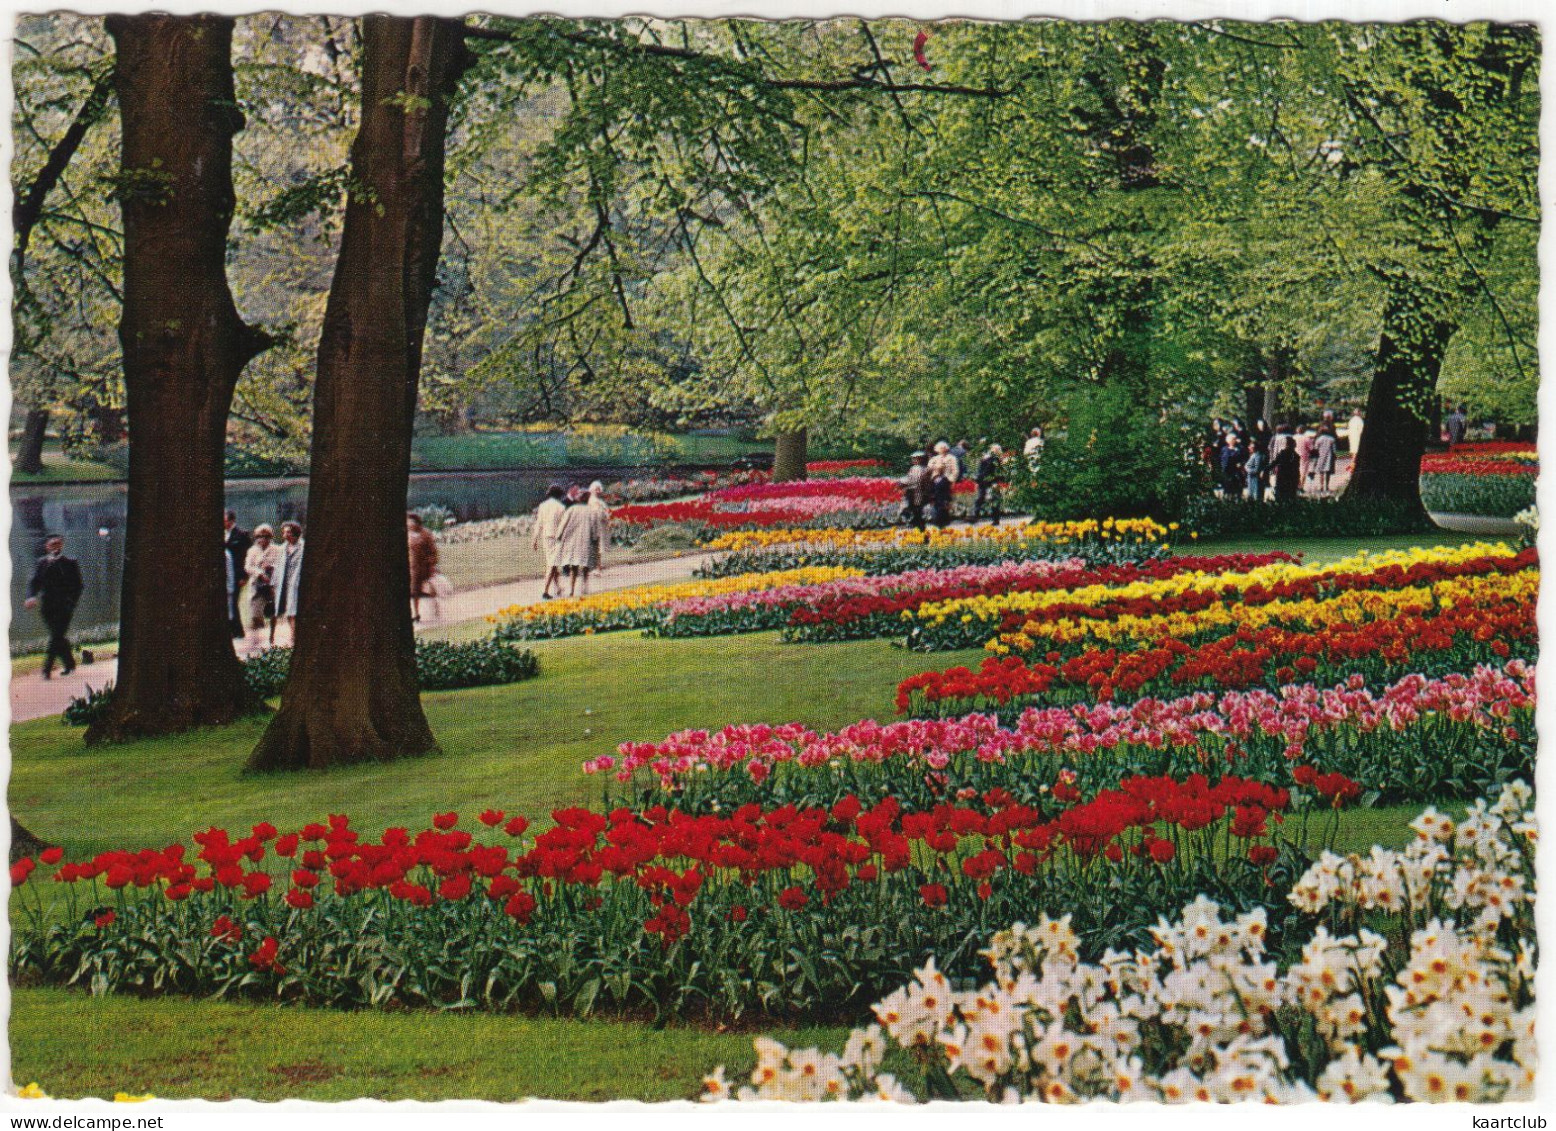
[7,444,120,484]
[7,630,990,859]
[8,985,847,1102]
[1191,530,1482,565]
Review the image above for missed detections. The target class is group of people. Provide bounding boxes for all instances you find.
[221,509,450,656]
[900,438,1013,530]
[532,481,611,598]
[223,511,305,655]
[1207,410,1362,503]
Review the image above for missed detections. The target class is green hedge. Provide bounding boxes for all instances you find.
[1420,473,1536,518]
[64,640,540,727]
[1183,495,1437,540]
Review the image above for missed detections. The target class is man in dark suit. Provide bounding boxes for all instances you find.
[223,510,252,638]
[25,533,84,679]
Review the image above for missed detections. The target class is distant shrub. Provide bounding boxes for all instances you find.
[64,642,540,725]
[631,523,704,552]
[410,503,457,532]
[1183,495,1437,539]
[1420,472,1536,518]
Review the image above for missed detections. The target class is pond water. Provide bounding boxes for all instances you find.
[8,467,651,652]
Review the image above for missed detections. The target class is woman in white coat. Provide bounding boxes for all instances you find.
[531,484,567,599]
[273,521,304,646]
[586,480,611,574]
[242,524,282,656]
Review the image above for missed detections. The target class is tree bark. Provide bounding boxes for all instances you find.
[771,427,808,482]
[87,15,270,744]
[1344,281,1455,511]
[14,408,49,475]
[10,818,47,864]
[249,16,469,772]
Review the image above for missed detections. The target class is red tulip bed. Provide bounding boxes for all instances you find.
[611,476,976,544]
[593,662,1534,813]
[13,775,1328,1020]
[1419,441,1537,517]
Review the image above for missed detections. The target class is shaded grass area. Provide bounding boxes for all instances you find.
[8,985,845,1102]
[1191,530,1482,565]
[7,444,120,484]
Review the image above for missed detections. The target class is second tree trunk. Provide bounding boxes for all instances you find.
[249,17,469,771]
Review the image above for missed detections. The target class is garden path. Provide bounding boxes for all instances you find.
[8,550,719,724]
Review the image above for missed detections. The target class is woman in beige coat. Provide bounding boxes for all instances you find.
[555,490,596,596]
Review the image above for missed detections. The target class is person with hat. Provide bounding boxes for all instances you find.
[927,440,960,483]
[25,533,83,680]
[973,443,1007,524]
[242,523,281,655]
[901,452,930,531]
[555,486,597,596]
[531,484,567,599]
[586,481,612,575]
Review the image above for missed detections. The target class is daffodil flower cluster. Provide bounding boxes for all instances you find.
[707,785,1536,1105]
[1289,780,1535,937]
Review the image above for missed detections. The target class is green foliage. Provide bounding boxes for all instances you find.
[1010,382,1207,522]
[1419,473,1536,518]
[64,642,541,724]
[409,503,456,532]
[60,684,115,728]
[1183,496,1438,540]
[630,523,703,552]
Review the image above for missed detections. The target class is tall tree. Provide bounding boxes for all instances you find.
[250,16,470,771]
[87,14,271,743]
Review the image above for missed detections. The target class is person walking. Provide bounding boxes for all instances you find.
[586,481,612,575]
[242,524,281,656]
[1347,411,1365,458]
[1023,426,1045,472]
[531,485,567,599]
[1272,436,1300,502]
[901,452,930,531]
[26,533,83,680]
[1244,439,1268,503]
[223,510,251,639]
[973,443,1006,524]
[1296,426,1317,493]
[406,512,439,623]
[929,467,955,529]
[950,439,970,479]
[1219,433,1245,497]
[555,488,596,596]
[927,440,960,483]
[273,521,304,647]
[1313,425,1338,495]
[1446,404,1469,446]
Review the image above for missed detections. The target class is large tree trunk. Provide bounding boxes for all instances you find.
[14,408,49,475]
[87,15,269,744]
[1344,282,1455,512]
[249,17,469,772]
[10,818,47,865]
[771,427,808,482]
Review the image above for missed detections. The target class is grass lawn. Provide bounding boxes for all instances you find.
[1193,529,1484,565]
[8,444,119,484]
[8,985,847,1102]
[8,631,991,858]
